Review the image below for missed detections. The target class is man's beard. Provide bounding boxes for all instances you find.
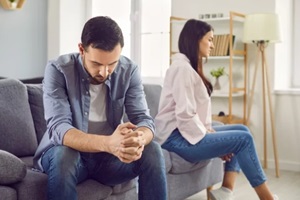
[90,75,106,84]
[82,56,107,84]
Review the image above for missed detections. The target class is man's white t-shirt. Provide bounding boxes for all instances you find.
[88,84,114,135]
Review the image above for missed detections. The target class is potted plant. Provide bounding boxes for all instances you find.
[210,67,227,90]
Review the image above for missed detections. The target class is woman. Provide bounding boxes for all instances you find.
[154,19,278,200]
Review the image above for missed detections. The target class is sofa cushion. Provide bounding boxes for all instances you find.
[0,186,17,200]
[162,149,172,172]
[12,169,47,200]
[26,84,46,143]
[169,152,211,174]
[77,179,112,200]
[0,150,27,184]
[143,84,162,118]
[0,79,38,156]
[112,179,136,194]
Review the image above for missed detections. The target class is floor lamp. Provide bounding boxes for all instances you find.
[243,13,281,177]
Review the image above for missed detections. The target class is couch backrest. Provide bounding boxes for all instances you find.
[0,79,163,157]
[0,79,38,157]
[24,82,163,142]
[26,84,47,144]
[143,84,162,118]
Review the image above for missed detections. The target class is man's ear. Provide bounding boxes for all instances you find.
[78,43,84,55]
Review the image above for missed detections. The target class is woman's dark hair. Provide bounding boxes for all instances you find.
[178,19,213,96]
[81,16,124,51]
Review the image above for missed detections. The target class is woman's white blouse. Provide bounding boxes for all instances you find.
[155,53,212,145]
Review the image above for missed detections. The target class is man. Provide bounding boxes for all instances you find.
[33,16,167,200]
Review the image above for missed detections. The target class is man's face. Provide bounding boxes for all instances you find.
[79,43,121,84]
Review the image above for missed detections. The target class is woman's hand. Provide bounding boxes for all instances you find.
[207,128,215,133]
[220,153,234,162]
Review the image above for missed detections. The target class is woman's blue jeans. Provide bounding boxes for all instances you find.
[162,124,267,187]
[41,141,167,200]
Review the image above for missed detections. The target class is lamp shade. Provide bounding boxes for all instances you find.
[243,13,281,43]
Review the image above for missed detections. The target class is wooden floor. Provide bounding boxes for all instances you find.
[185,169,300,200]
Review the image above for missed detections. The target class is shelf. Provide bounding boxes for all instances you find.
[171,52,244,60]
[171,17,243,24]
[209,56,244,60]
[211,91,244,97]
[212,114,245,124]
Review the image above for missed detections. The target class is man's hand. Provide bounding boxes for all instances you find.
[106,122,153,163]
[118,129,146,163]
[106,122,137,162]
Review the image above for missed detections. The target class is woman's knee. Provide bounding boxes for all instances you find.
[241,130,254,145]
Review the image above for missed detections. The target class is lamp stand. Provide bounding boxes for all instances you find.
[246,41,280,177]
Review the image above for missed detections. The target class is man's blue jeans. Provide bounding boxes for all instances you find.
[162,124,267,188]
[41,141,167,200]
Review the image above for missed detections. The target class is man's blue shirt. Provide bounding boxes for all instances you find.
[33,53,154,171]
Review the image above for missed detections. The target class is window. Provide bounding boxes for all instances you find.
[89,0,171,80]
[274,0,299,92]
[140,0,171,78]
[292,0,300,87]
[88,0,132,58]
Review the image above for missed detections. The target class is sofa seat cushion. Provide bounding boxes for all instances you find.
[111,179,136,194]
[169,151,212,174]
[0,150,27,184]
[0,79,38,156]
[0,186,17,200]
[77,179,112,200]
[12,169,47,200]
[162,149,172,172]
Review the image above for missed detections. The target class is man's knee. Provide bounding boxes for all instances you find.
[43,146,81,173]
[142,141,165,166]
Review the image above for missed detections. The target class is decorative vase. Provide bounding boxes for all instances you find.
[214,77,221,90]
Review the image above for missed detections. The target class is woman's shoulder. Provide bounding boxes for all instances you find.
[168,53,196,75]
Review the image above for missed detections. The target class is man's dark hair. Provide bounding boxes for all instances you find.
[178,19,213,95]
[81,16,124,51]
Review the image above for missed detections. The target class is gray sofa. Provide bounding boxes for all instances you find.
[0,78,223,200]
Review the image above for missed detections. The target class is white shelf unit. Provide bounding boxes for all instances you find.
[170,11,247,124]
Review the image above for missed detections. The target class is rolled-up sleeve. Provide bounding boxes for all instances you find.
[43,62,75,145]
[124,66,155,135]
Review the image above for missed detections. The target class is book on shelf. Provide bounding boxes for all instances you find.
[211,34,235,57]
[226,35,235,56]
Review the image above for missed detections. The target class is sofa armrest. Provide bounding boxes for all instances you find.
[0,150,27,184]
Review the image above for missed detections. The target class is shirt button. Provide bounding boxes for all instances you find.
[84,112,88,116]
[86,91,89,95]
[82,78,85,82]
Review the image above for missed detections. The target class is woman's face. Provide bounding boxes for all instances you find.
[199,30,214,58]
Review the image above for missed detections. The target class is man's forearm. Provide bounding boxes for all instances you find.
[63,128,110,153]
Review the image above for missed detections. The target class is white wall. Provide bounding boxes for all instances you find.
[172,0,300,172]
[0,0,47,79]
